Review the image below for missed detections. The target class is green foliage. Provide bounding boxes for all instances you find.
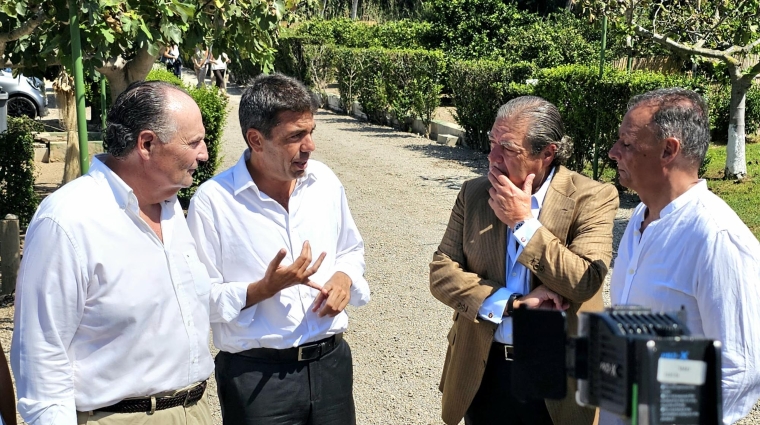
[706,83,760,144]
[448,59,538,151]
[289,18,436,49]
[0,116,42,227]
[145,68,228,207]
[331,48,446,129]
[274,36,320,82]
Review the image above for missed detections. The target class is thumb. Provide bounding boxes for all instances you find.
[523,174,535,194]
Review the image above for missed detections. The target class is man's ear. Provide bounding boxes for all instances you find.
[661,137,681,166]
[246,128,266,153]
[136,130,158,161]
[542,143,558,167]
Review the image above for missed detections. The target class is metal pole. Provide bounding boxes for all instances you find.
[591,15,608,180]
[100,73,107,131]
[69,0,89,175]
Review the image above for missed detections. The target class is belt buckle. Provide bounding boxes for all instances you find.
[297,343,322,361]
[504,345,514,362]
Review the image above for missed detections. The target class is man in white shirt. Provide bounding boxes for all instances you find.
[430,96,619,425]
[605,88,760,424]
[187,73,370,425]
[11,81,215,425]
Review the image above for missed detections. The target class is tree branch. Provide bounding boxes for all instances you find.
[634,24,740,64]
[0,9,46,44]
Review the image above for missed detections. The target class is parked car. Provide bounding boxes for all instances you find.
[0,68,48,119]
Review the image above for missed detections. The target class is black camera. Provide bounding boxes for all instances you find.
[511,305,722,424]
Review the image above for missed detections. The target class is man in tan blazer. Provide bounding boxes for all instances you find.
[430,96,619,425]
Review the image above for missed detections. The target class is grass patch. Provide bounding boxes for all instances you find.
[702,143,760,239]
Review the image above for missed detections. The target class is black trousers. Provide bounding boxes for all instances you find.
[215,338,356,425]
[464,343,554,425]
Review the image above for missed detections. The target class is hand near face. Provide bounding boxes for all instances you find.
[514,285,569,312]
[259,241,328,299]
[488,170,535,229]
[311,272,352,317]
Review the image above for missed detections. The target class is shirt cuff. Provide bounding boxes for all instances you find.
[210,281,257,324]
[478,287,512,324]
[513,218,542,248]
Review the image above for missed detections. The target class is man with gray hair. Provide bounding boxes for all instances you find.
[11,81,214,425]
[187,73,369,424]
[604,88,760,424]
[430,95,619,425]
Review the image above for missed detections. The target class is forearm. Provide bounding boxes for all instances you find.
[430,251,502,322]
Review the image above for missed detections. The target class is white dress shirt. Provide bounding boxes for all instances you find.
[187,152,370,352]
[478,168,555,344]
[607,180,760,424]
[11,157,214,425]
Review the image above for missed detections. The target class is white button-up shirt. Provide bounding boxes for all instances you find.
[11,157,214,425]
[608,181,760,424]
[187,152,370,352]
[478,168,555,344]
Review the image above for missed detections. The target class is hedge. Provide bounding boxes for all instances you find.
[289,19,436,50]
[146,68,228,207]
[0,117,42,227]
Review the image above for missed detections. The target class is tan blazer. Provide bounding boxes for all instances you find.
[430,166,619,425]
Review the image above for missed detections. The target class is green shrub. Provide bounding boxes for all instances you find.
[332,48,446,130]
[448,59,538,151]
[291,19,436,50]
[0,117,42,227]
[274,36,320,82]
[145,68,228,207]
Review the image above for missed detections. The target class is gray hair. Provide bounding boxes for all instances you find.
[239,73,318,140]
[104,81,184,158]
[495,96,573,167]
[628,88,710,169]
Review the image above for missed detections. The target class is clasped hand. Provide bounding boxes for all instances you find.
[513,285,569,313]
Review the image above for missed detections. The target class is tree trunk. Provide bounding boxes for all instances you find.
[351,0,359,19]
[725,71,751,179]
[97,45,161,104]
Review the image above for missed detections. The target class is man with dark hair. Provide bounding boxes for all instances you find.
[604,88,760,425]
[187,73,369,425]
[430,95,619,425]
[11,81,214,425]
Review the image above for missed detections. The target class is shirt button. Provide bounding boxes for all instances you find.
[628,269,634,275]
[488,312,493,318]
[511,273,517,277]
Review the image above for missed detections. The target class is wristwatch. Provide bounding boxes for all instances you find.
[507,293,523,316]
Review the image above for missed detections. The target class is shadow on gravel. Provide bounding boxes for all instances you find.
[404,143,489,175]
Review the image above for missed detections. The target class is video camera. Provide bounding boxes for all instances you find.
[511,305,722,424]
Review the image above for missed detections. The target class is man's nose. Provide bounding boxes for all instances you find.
[198,140,210,162]
[488,146,501,163]
[301,134,316,153]
[608,141,620,161]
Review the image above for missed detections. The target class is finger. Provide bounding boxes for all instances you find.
[306,252,327,276]
[523,173,535,195]
[297,241,312,274]
[303,279,328,296]
[266,249,287,277]
[320,290,344,317]
[312,291,327,312]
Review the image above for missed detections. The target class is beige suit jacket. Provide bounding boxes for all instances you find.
[430,166,619,425]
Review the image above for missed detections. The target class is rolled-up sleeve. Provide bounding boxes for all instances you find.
[187,196,257,324]
[335,186,370,307]
[11,217,84,425]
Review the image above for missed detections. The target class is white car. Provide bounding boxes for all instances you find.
[0,68,49,119]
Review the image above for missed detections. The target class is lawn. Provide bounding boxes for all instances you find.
[702,143,760,239]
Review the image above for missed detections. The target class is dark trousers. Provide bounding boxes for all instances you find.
[215,338,356,425]
[464,343,554,425]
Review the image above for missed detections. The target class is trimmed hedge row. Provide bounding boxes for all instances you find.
[0,117,42,227]
[289,19,436,50]
[146,68,228,207]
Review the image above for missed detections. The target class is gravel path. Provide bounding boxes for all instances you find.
[1,84,758,424]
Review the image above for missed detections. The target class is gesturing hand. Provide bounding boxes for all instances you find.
[514,285,569,312]
[311,272,352,318]
[487,170,535,229]
[259,241,328,300]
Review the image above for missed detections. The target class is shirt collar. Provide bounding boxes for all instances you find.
[531,166,556,210]
[89,154,141,212]
[659,179,708,218]
[232,149,318,197]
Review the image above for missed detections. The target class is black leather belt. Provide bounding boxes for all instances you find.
[235,333,344,362]
[96,380,207,414]
[492,342,515,361]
